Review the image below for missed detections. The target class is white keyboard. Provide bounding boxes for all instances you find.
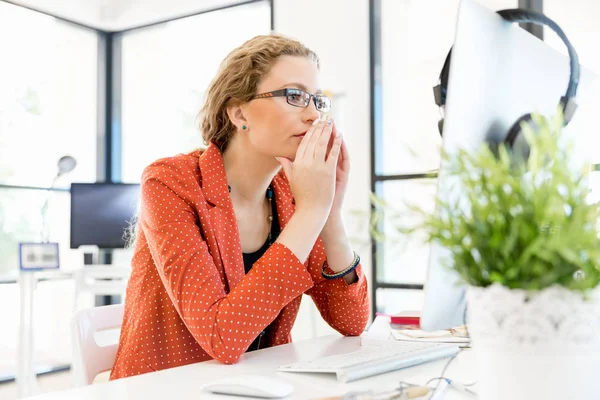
[278,341,459,383]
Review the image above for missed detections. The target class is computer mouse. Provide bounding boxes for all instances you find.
[203,374,294,398]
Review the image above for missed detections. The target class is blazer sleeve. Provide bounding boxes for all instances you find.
[305,238,370,336]
[139,159,315,364]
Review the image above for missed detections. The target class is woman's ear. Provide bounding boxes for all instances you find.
[226,104,248,131]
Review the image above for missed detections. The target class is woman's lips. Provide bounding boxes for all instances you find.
[294,132,307,138]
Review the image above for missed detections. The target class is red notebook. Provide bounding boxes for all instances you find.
[376,311,420,326]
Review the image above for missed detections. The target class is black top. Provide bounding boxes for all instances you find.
[243,195,280,352]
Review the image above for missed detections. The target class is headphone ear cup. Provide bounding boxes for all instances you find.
[438,118,444,137]
[504,113,534,162]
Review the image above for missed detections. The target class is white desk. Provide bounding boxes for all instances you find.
[25,335,476,400]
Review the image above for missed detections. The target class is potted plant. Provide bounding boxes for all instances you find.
[371,111,600,400]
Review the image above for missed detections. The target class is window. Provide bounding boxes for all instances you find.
[0,2,98,275]
[0,1,99,384]
[120,1,271,183]
[371,0,518,315]
[376,179,437,285]
[0,3,98,188]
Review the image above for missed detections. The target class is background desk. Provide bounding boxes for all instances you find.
[12,266,130,398]
[24,335,476,400]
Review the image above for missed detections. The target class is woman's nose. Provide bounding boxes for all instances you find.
[302,99,321,123]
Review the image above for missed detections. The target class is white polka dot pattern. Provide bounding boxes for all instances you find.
[109,143,369,380]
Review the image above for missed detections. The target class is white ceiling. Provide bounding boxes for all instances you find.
[5,0,251,31]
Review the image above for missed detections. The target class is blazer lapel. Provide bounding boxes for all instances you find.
[198,143,245,292]
[271,173,296,232]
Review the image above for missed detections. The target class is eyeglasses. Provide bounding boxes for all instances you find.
[251,88,332,113]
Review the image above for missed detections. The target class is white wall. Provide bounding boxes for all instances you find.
[274,0,374,339]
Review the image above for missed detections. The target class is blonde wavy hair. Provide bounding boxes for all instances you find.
[198,34,319,151]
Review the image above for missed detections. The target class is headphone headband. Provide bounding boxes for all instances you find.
[434,8,580,124]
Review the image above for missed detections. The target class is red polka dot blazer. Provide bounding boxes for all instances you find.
[110,142,370,380]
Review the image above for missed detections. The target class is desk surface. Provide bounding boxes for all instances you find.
[26,335,476,400]
[0,270,73,284]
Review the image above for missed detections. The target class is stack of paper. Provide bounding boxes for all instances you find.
[392,327,471,347]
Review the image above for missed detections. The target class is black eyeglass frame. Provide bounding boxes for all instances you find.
[251,88,332,112]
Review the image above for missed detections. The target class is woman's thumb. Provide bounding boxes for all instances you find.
[275,156,292,181]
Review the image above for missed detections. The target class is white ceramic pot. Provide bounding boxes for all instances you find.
[467,283,600,400]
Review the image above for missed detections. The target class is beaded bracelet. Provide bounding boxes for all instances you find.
[321,252,360,280]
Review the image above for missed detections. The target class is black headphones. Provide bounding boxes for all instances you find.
[433,9,580,158]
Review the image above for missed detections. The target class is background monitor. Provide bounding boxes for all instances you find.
[70,183,141,249]
[420,0,600,331]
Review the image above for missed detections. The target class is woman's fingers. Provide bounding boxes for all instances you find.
[297,119,320,159]
[326,132,343,168]
[325,121,338,157]
[338,137,349,167]
[303,119,326,161]
[314,118,334,162]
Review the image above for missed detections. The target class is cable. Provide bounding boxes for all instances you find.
[425,351,459,388]
[397,350,479,399]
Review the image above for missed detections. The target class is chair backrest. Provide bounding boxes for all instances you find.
[70,304,124,387]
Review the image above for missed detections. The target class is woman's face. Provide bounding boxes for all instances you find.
[240,55,323,161]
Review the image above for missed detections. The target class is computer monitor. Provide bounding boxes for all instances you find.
[420,0,600,331]
[70,183,141,249]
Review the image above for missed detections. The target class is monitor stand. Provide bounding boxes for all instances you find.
[77,246,119,306]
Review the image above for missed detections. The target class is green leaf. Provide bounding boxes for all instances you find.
[368,110,600,292]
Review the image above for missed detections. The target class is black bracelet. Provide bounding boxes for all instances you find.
[321,252,360,280]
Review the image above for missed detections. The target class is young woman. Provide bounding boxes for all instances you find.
[110,34,369,379]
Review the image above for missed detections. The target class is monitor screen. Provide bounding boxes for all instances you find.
[70,183,141,249]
